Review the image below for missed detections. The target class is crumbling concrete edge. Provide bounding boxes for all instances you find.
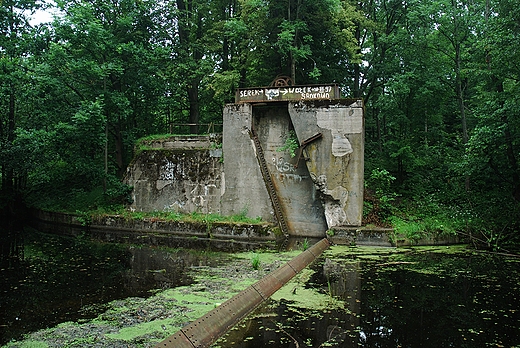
[329,226,462,247]
[30,209,281,250]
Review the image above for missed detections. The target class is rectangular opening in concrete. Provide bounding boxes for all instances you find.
[252,103,328,237]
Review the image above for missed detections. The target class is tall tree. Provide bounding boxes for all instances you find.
[50,0,166,178]
[161,0,212,134]
[0,0,42,196]
[468,0,520,203]
[215,0,361,89]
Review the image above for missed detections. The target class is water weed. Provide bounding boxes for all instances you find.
[250,253,261,270]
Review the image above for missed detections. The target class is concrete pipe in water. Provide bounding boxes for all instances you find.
[155,238,330,348]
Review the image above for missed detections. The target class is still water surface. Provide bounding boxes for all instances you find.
[0,227,218,345]
[216,247,520,347]
[2,228,520,347]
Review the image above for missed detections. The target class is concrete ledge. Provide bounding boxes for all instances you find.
[30,210,462,249]
[329,226,461,247]
[138,135,216,150]
[330,226,394,247]
[31,209,86,236]
[30,209,279,251]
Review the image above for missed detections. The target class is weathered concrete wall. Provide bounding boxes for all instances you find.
[253,104,327,236]
[289,100,364,227]
[220,104,274,222]
[125,136,223,214]
[31,209,279,250]
[125,99,364,237]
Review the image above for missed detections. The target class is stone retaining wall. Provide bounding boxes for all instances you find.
[30,210,461,248]
[330,226,461,247]
[30,209,279,250]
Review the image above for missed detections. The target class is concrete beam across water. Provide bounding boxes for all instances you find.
[154,238,331,348]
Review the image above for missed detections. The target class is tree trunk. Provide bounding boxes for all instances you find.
[503,115,520,202]
[188,81,200,134]
[114,122,125,178]
[455,45,468,145]
[176,0,201,134]
[455,41,470,191]
[290,52,296,85]
[3,83,16,195]
[103,121,108,192]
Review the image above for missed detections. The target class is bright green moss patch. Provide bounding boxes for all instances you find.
[104,318,181,341]
[232,249,302,265]
[4,340,49,348]
[271,268,345,311]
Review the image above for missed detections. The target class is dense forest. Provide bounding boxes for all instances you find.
[1,0,518,250]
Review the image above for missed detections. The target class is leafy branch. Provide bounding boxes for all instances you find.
[277,130,299,158]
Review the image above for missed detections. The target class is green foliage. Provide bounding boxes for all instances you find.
[250,252,261,270]
[25,177,132,213]
[366,168,396,202]
[75,210,92,227]
[389,216,428,243]
[109,210,264,226]
[1,0,520,251]
[275,20,313,62]
[5,340,49,348]
[276,130,299,158]
[103,177,133,206]
[363,168,398,224]
[301,238,310,251]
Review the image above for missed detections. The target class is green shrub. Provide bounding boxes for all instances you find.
[301,238,310,251]
[250,253,261,270]
[276,130,299,158]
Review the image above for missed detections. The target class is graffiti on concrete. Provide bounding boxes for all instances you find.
[272,157,296,173]
[159,161,185,181]
[280,173,309,182]
[236,85,339,103]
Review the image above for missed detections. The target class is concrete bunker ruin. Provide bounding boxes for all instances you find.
[126,84,364,238]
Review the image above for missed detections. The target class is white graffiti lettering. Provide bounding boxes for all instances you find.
[239,85,335,101]
[265,89,280,100]
[301,93,330,100]
[239,89,263,98]
[272,157,295,173]
[159,161,186,180]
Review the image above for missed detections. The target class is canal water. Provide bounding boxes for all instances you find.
[215,246,520,347]
[0,226,220,345]
[2,227,520,347]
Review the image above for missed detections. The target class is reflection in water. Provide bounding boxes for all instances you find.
[3,226,520,348]
[323,258,361,346]
[0,219,24,269]
[215,249,520,348]
[217,258,363,347]
[0,227,214,345]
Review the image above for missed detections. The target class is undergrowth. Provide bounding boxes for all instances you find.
[87,209,264,225]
